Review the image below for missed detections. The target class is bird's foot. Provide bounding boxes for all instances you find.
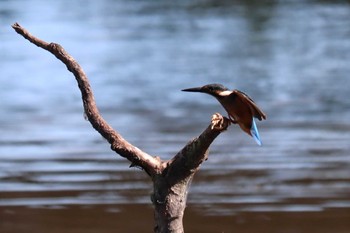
[228,116,238,124]
[211,113,230,131]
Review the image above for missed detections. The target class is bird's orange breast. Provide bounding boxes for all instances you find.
[217,96,253,136]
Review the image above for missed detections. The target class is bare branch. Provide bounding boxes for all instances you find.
[12,22,162,176]
[165,113,230,184]
[12,22,233,232]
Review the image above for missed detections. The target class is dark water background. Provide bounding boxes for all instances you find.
[1,0,350,232]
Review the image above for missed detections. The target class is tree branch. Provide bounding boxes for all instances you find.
[12,23,231,232]
[165,113,230,184]
[12,22,162,176]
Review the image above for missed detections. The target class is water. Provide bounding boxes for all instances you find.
[1,1,350,232]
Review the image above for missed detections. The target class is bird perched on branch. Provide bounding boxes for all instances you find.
[182,83,266,145]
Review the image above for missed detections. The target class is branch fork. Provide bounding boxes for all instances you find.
[12,22,231,233]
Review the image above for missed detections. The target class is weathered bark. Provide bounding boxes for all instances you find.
[12,23,231,233]
[152,119,227,233]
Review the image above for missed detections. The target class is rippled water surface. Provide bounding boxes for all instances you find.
[1,1,350,232]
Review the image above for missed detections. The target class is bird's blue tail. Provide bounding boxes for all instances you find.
[250,118,262,146]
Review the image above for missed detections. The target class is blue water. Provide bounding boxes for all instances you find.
[1,0,350,215]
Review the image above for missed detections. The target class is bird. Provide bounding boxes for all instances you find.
[182,83,266,145]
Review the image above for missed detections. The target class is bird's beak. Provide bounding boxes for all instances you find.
[181,87,203,93]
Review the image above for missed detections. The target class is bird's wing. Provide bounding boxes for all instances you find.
[231,90,267,121]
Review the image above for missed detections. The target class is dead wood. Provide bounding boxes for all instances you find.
[12,22,230,233]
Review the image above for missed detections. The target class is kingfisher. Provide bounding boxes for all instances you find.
[182,83,266,145]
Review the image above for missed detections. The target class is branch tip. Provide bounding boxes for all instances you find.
[211,113,230,131]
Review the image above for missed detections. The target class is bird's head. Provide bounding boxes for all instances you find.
[182,83,230,97]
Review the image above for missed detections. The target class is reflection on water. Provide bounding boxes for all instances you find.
[1,0,350,232]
